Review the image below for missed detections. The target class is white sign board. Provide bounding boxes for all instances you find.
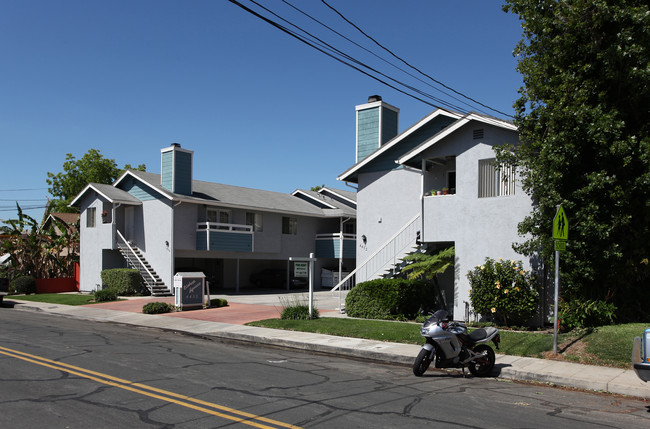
[294,262,308,278]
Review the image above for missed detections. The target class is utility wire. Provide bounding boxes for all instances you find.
[0,188,48,192]
[244,0,465,110]
[229,0,454,110]
[280,0,482,115]
[232,0,472,113]
[320,0,513,118]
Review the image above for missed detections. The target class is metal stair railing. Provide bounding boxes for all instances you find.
[115,230,165,295]
[331,214,421,311]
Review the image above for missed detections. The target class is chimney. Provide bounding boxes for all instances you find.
[355,95,399,162]
[160,143,193,195]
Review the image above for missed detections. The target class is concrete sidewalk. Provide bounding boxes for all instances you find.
[5,291,649,399]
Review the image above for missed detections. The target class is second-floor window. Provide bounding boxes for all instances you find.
[478,158,516,198]
[86,207,96,228]
[207,208,230,224]
[282,216,297,235]
[246,212,263,232]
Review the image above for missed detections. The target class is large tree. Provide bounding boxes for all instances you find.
[47,149,145,212]
[499,1,650,320]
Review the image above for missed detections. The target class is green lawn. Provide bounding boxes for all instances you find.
[7,293,113,306]
[247,318,647,368]
[6,293,646,368]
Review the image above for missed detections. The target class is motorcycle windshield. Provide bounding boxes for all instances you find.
[430,309,448,323]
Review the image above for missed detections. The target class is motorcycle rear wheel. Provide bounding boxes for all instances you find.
[413,348,433,376]
[468,344,495,377]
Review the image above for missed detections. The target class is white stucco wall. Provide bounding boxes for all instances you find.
[356,168,422,281]
[420,125,532,319]
[136,199,173,287]
[78,195,118,292]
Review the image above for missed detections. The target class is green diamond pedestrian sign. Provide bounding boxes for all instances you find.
[553,206,569,241]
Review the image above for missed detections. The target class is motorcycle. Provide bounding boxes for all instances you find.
[413,309,500,377]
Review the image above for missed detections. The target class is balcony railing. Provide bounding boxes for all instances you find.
[315,233,356,259]
[197,222,253,232]
[315,233,356,240]
[196,222,253,252]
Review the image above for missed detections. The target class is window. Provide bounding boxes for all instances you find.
[478,158,516,198]
[282,216,297,235]
[86,207,96,228]
[207,208,231,228]
[447,171,456,194]
[246,212,263,232]
[343,221,356,235]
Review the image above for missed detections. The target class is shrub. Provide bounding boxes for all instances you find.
[10,275,37,295]
[559,298,617,332]
[345,278,434,320]
[142,302,174,314]
[207,298,228,308]
[279,294,319,320]
[94,288,118,302]
[467,258,539,327]
[281,304,319,320]
[101,269,147,296]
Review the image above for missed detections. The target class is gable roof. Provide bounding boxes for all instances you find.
[397,112,517,168]
[70,183,142,207]
[319,187,356,204]
[337,109,463,183]
[291,188,356,217]
[111,170,355,219]
[338,108,517,183]
[47,212,80,224]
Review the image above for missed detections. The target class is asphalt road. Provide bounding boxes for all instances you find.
[0,309,649,428]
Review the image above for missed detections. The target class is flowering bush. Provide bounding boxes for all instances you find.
[467,258,539,327]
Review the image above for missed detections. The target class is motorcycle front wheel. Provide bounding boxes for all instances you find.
[468,344,495,377]
[413,348,433,376]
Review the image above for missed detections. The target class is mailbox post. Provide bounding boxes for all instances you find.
[174,272,206,311]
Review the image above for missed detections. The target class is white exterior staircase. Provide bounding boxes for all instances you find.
[116,231,171,296]
[331,214,421,310]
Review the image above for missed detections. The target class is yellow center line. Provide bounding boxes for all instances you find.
[0,345,302,429]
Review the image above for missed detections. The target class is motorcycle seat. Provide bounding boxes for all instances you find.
[468,327,498,342]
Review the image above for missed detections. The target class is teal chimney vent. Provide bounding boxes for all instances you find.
[161,143,193,195]
[355,95,399,162]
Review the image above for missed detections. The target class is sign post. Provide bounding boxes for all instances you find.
[289,253,317,318]
[552,205,569,354]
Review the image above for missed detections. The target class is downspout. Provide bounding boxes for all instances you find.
[112,203,122,249]
[339,217,351,312]
[420,159,426,245]
[344,181,358,191]
[170,200,182,293]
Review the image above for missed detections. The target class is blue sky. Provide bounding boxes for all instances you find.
[0,0,523,225]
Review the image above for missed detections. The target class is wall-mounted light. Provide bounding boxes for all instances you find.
[361,235,367,245]
[165,240,169,247]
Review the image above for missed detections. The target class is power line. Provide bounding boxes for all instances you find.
[320,0,513,118]
[255,0,473,112]
[231,0,473,113]
[229,0,447,109]
[280,0,482,115]
[0,188,48,192]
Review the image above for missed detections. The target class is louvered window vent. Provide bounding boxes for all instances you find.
[473,129,484,139]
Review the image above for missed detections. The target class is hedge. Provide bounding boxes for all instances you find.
[94,288,118,302]
[10,275,37,295]
[101,269,147,296]
[345,278,435,320]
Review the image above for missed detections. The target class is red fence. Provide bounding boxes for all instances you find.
[36,263,80,293]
